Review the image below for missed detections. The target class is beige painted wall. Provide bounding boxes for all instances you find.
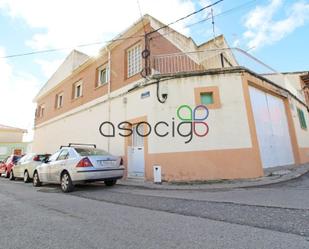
[291,99,309,148]
[0,131,24,143]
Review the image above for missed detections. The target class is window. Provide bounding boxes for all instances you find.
[0,146,8,156]
[49,151,61,162]
[56,92,64,109]
[40,105,45,117]
[200,92,214,105]
[297,108,307,129]
[127,43,142,78]
[73,80,83,99]
[194,86,221,109]
[12,154,22,162]
[57,149,70,161]
[75,148,109,156]
[97,66,108,86]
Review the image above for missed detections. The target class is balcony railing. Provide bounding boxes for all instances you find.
[152,53,204,75]
[150,47,306,103]
[151,48,240,75]
[150,48,281,75]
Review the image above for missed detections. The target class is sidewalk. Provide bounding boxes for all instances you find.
[118,164,309,191]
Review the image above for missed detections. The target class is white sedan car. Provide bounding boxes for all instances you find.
[10,153,50,182]
[33,144,124,192]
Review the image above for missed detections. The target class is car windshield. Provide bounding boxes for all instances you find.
[75,147,110,156]
[37,154,50,161]
[12,156,22,163]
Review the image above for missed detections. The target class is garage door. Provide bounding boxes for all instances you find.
[249,86,294,168]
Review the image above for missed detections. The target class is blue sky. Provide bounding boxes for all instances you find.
[0,0,308,139]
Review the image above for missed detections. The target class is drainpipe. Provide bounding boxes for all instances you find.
[105,46,111,153]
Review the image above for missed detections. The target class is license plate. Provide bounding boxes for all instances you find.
[97,160,115,167]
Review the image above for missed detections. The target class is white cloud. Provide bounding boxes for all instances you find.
[35,59,63,78]
[0,0,195,54]
[0,47,40,141]
[243,0,309,50]
[0,0,196,141]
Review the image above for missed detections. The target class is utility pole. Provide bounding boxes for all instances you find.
[211,8,216,42]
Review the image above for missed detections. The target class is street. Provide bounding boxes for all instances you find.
[0,174,308,249]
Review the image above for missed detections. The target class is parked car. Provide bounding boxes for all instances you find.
[0,155,22,178]
[33,143,124,192]
[0,159,7,175]
[10,153,51,182]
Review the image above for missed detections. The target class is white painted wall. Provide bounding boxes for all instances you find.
[264,74,305,102]
[33,73,252,155]
[147,74,252,153]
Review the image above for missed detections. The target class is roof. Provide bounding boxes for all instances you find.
[0,124,27,133]
[33,50,89,102]
[33,14,232,102]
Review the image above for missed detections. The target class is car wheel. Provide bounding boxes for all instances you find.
[33,171,42,187]
[61,172,74,193]
[9,170,15,181]
[104,179,117,186]
[24,171,30,183]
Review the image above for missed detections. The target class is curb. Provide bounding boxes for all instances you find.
[118,165,309,191]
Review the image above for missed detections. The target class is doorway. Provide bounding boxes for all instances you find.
[249,86,294,168]
[128,123,145,177]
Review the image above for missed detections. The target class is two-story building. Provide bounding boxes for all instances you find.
[33,15,309,182]
[0,124,28,161]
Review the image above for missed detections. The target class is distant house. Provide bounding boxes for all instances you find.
[0,124,28,161]
[32,14,309,182]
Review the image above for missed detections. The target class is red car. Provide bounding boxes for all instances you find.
[0,155,22,178]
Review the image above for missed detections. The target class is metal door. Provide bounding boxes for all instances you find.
[249,86,294,168]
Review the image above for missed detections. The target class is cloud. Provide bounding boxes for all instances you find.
[0,47,40,141]
[242,0,309,50]
[0,0,195,55]
[35,59,63,78]
[0,0,196,140]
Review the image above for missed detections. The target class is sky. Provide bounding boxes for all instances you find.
[0,0,309,141]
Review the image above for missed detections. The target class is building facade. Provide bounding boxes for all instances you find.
[32,15,309,182]
[0,124,28,161]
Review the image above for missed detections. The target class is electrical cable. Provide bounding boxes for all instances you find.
[0,0,225,59]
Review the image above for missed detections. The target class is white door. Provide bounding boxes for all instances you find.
[249,86,294,168]
[128,124,145,177]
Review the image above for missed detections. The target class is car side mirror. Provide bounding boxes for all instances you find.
[44,158,50,163]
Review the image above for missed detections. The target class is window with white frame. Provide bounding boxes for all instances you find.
[73,80,83,99]
[97,65,108,86]
[56,92,64,109]
[127,43,142,78]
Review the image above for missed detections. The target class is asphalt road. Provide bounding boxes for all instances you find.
[0,174,308,249]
